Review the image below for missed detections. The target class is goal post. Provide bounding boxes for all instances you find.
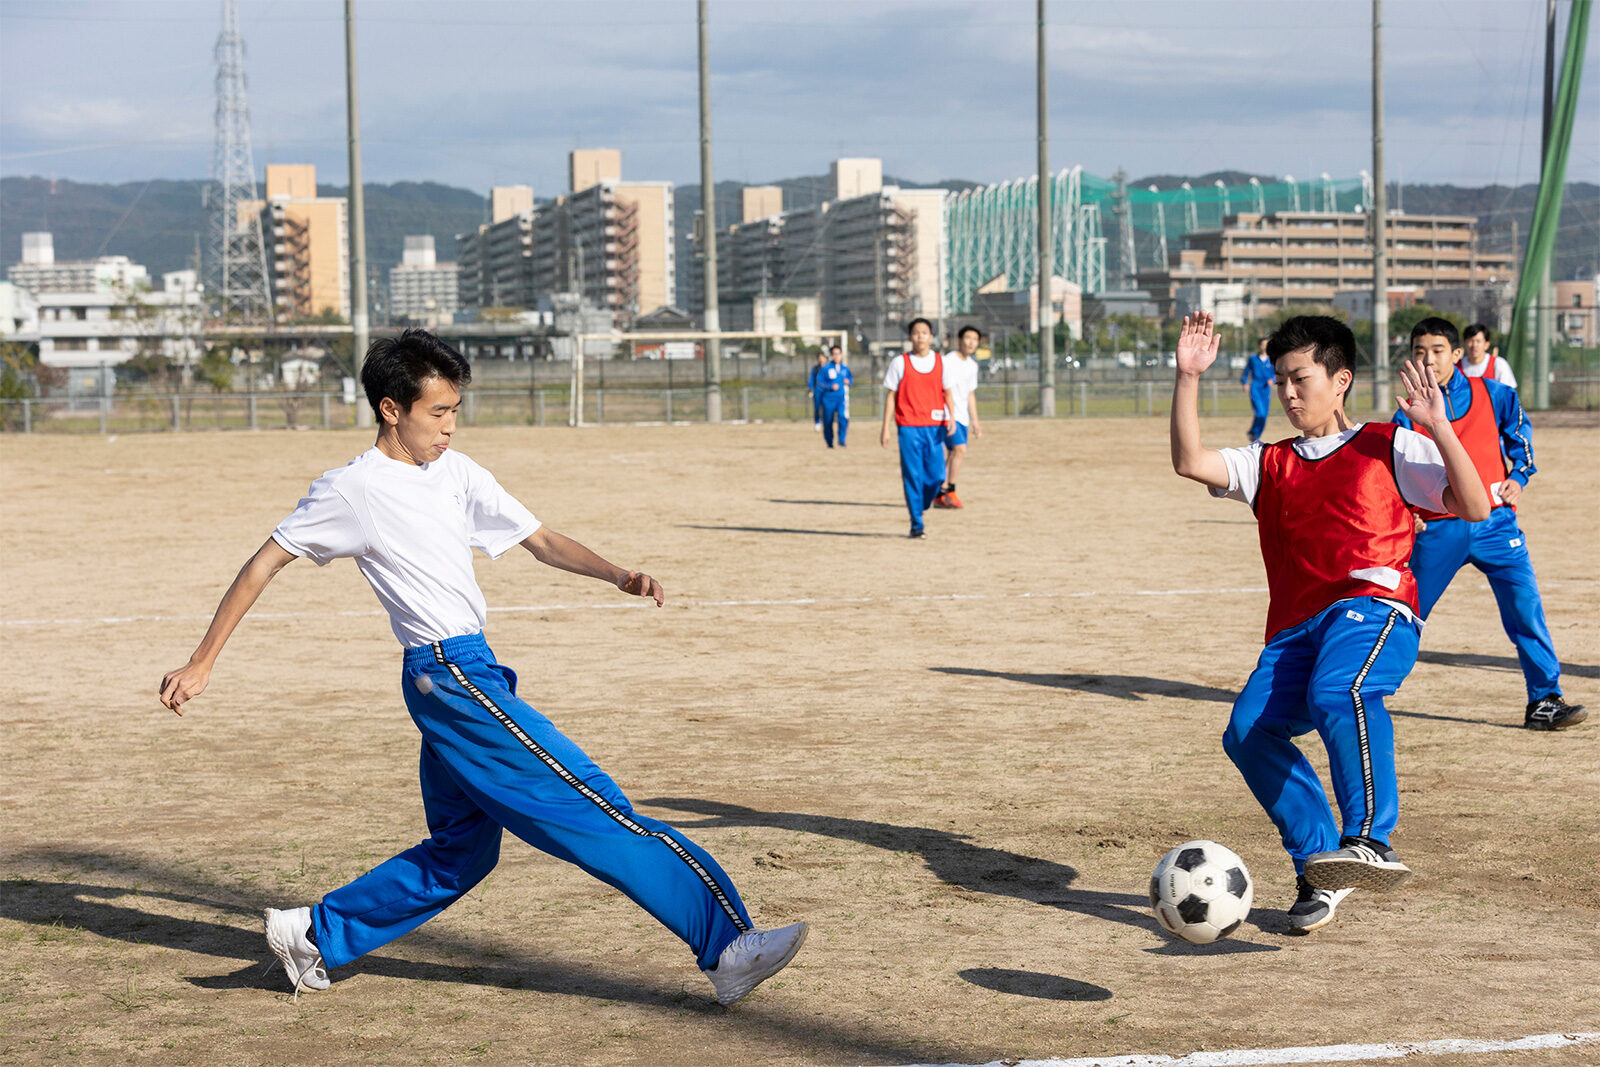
[569,329,853,427]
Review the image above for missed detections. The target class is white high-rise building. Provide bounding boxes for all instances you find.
[389,235,460,324]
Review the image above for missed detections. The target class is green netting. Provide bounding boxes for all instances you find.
[945,171,1370,315]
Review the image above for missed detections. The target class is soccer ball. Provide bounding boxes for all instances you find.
[1149,840,1254,944]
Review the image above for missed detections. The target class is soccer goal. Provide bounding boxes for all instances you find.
[563,329,854,427]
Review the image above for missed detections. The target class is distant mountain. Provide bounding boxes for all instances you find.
[0,176,486,282]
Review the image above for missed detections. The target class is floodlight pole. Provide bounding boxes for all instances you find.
[698,0,723,422]
[1370,0,1390,412]
[1036,0,1056,416]
[1532,0,1555,410]
[345,0,371,428]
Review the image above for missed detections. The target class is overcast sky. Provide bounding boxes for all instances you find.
[2,0,1596,194]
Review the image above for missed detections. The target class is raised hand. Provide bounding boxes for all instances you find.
[1397,358,1449,433]
[1175,312,1221,376]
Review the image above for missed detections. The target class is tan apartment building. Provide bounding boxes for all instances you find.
[254,164,350,320]
[1135,210,1515,320]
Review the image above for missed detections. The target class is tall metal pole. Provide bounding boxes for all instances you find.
[1370,0,1390,412]
[1532,0,1556,409]
[1036,0,1056,417]
[698,0,723,422]
[345,0,371,427]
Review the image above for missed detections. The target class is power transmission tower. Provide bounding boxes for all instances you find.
[206,0,270,320]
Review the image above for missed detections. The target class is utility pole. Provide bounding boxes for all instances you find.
[345,0,371,427]
[698,0,722,422]
[1533,0,1556,410]
[1036,0,1056,417]
[1370,0,1390,412]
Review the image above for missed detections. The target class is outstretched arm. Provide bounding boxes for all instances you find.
[159,537,298,714]
[1398,360,1492,521]
[1170,313,1231,489]
[521,526,664,606]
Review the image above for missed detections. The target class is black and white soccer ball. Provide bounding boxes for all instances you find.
[1149,840,1254,944]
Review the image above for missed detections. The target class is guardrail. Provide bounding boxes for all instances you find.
[4,377,1596,434]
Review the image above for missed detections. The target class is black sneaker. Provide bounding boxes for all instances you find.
[1304,835,1412,892]
[1525,695,1587,731]
[1287,874,1353,934]
[909,527,927,540]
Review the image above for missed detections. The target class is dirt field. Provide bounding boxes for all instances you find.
[2,415,1596,1067]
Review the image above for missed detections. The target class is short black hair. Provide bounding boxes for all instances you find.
[957,324,981,341]
[829,344,842,354]
[906,317,933,335]
[1409,317,1460,350]
[1265,315,1356,380]
[360,328,471,415]
[1462,322,1492,343]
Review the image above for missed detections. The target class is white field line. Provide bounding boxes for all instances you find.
[890,1029,1600,1067]
[0,586,1272,628]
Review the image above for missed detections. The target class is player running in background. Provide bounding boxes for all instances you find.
[158,329,807,1004]
[807,351,828,431]
[1170,313,1490,934]
[880,317,956,539]
[1241,336,1275,442]
[1395,318,1585,731]
[935,325,984,509]
[818,344,853,448]
[1458,324,1518,390]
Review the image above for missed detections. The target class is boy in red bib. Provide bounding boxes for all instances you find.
[1171,313,1490,934]
[1396,318,1583,730]
[879,317,957,538]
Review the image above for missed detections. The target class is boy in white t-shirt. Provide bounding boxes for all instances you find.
[158,329,806,1004]
[935,325,984,509]
[1459,323,1518,389]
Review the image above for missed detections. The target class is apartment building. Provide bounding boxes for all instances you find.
[1135,210,1515,319]
[254,164,350,320]
[388,236,459,324]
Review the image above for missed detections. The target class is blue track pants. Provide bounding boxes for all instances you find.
[1222,597,1421,872]
[1411,507,1562,701]
[1248,390,1270,440]
[311,633,753,971]
[821,400,848,447]
[896,425,946,533]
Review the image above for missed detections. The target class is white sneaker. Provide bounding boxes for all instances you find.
[264,907,330,998]
[703,922,808,1006]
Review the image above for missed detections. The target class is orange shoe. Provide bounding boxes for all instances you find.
[944,490,964,508]
[932,493,951,509]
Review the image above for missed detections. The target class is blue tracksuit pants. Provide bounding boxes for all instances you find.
[1222,597,1421,871]
[1411,507,1562,701]
[1248,388,1271,440]
[821,398,848,447]
[897,425,946,533]
[310,633,753,971]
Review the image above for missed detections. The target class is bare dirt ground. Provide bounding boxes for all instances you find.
[2,415,1596,1067]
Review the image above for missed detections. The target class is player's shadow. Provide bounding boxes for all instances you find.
[957,968,1113,1001]
[679,524,902,539]
[0,854,972,1064]
[768,498,900,509]
[1387,707,1524,730]
[641,797,1242,942]
[932,667,1236,704]
[1418,650,1600,679]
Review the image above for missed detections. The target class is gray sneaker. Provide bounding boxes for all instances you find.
[264,907,329,998]
[1304,837,1412,892]
[703,922,808,1006]
[1287,874,1353,934]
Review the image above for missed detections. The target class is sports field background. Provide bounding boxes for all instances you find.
[1,416,1595,1066]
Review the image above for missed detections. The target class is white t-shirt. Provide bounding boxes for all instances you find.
[1460,355,1518,389]
[272,447,541,647]
[946,355,981,426]
[1208,425,1449,622]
